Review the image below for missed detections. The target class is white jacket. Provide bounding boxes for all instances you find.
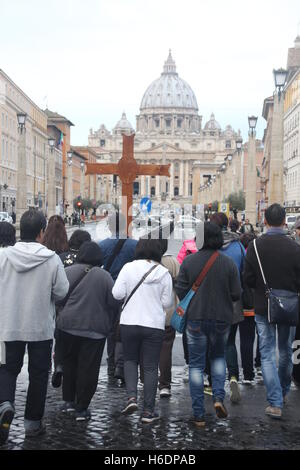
[0,242,69,341]
[112,259,173,330]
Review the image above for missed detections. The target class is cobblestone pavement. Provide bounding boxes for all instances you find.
[2,363,300,450]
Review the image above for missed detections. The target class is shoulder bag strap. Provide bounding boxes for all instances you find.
[105,239,127,273]
[121,264,159,311]
[60,265,92,309]
[192,251,219,292]
[253,239,269,291]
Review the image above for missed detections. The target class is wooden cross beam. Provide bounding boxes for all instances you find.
[85,133,170,236]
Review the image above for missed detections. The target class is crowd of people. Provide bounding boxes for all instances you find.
[0,204,300,444]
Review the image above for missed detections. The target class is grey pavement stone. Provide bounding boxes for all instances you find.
[1,364,300,450]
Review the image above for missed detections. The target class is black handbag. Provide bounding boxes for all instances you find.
[253,239,299,326]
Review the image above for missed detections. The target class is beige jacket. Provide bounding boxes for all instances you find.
[161,255,180,326]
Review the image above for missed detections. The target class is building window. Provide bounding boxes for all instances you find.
[165,119,171,128]
[174,187,179,196]
[151,186,156,196]
[155,119,160,128]
[210,131,215,136]
[177,119,182,128]
[100,139,105,147]
[226,140,231,149]
[133,182,139,195]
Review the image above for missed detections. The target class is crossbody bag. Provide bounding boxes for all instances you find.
[253,239,299,326]
[171,251,219,333]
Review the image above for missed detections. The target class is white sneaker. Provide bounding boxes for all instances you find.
[204,374,210,387]
[160,388,171,398]
[242,379,254,386]
[230,376,241,403]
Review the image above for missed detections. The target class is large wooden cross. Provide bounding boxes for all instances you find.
[85,133,170,236]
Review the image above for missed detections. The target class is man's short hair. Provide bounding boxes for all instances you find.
[265,204,286,227]
[203,222,224,250]
[20,210,47,241]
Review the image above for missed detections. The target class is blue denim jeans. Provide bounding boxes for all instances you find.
[255,314,296,408]
[186,320,230,419]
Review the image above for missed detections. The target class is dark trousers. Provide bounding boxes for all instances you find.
[121,325,164,413]
[0,340,52,421]
[61,331,105,411]
[226,324,239,380]
[159,326,176,390]
[239,316,261,380]
[182,330,189,365]
[53,328,64,370]
[107,313,123,370]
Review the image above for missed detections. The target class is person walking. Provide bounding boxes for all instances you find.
[210,212,245,403]
[243,204,300,419]
[112,239,173,423]
[0,210,69,444]
[239,232,261,384]
[157,239,180,398]
[60,229,92,267]
[240,218,254,234]
[57,242,120,421]
[292,219,300,387]
[100,212,138,382]
[175,222,241,427]
[0,221,16,249]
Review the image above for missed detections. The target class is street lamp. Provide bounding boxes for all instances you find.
[248,116,258,137]
[236,138,243,153]
[17,113,27,134]
[48,137,55,153]
[273,68,288,99]
[80,162,85,171]
[227,154,233,162]
[67,151,73,166]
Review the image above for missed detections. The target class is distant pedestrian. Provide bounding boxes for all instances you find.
[100,212,138,382]
[0,210,69,444]
[112,239,173,423]
[229,219,241,234]
[57,242,120,421]
[0,222,16,249]
[240,219,254,234]
[244,204,300,419]
[175,222,241,427]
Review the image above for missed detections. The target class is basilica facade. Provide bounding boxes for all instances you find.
[88,51,241,206]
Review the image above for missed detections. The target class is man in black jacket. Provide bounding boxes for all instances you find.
[243,204,300,419]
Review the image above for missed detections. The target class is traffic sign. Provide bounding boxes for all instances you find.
[140,197,152,214]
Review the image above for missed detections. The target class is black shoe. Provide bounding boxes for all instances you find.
[51,366,63,388]
[25,422,46,438]
[0,402,15,446]
[107,366,115,377]
[114,367,124,380]
[75,409,91,422]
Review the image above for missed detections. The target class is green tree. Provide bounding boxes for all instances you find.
[226,190,245,211]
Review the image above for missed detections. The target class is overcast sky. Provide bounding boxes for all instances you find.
[1,0,300,145]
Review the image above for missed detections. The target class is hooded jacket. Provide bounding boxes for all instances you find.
[0,242,69,341]
[177,239,197,264]
[112,259,173,330]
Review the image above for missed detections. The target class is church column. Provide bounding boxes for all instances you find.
[140,161,145,196]
[170,162,174,198]
[156,175,160,199]
[146,176,150,196]
[184,161,189,197]
[179,161,184,196]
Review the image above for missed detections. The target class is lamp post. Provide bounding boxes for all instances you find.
[16,113,27,224]
[47,137,56,217]
[245,115,258,225]
[267,68,288,205]
[235,137,243,192]
[80,161,85,200]
[66,151,73,216]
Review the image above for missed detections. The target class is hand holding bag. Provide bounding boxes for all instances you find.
[253,239,299,326]
[171,251,219,333]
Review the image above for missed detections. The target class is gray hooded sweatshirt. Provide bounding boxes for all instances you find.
[0,242,69,341]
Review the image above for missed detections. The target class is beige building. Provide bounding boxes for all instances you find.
[0,69,50,214]
[88,51,240,206]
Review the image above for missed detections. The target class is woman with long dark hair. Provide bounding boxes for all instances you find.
[43,215,68,254]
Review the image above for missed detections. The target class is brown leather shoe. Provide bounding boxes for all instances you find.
[214,401,228,419]
[193,417,206,428]
[265,406,282,419]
